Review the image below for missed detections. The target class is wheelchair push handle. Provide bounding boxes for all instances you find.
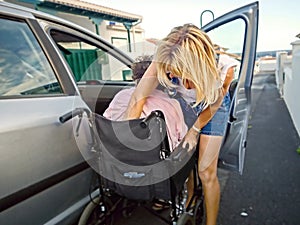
[140,110,164,128]
[59,107,91,123]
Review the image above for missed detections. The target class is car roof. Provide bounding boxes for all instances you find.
[0,1,134,65]
[0,1,94,31]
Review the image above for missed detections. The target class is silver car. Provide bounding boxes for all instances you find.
[0,2,133,225]
[0,1,258,224]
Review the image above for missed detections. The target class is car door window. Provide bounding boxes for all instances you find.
[206,18,245,120]
[208,19,244,79]
[0,18,63,97]
[46,26,134,114]
[205,19,247,173]
[49,29,132,83]
[202,2,258,174]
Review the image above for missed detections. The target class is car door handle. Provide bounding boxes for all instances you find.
[229,115,237,124]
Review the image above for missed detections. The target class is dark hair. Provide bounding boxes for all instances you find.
[131,55,153,81]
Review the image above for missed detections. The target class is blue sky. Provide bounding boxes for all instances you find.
[85,0,300,51]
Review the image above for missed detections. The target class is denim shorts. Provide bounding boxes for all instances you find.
[176,92,231,136]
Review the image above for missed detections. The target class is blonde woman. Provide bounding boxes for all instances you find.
[125,24,235,225]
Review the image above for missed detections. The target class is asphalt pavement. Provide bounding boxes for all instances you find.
[217,72,300,225]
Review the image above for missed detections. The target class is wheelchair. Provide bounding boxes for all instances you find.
[68,109,205,225]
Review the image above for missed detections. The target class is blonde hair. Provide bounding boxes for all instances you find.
[155,23,221,106]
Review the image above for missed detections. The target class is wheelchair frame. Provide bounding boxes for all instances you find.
[60,109,204,225]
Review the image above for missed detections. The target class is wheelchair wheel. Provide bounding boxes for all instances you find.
[78,196,113,225]
[193,195,204,225]
[121,198,136,218]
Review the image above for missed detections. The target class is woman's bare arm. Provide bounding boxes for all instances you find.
[125,62,159,119]
[194,66,235,129]
[183,67,235,151]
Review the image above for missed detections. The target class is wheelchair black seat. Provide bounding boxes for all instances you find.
[93,110,197,201]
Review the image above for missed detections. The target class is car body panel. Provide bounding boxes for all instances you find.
[0,3,95,225]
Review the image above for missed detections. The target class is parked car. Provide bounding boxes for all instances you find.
[0,1,258,225]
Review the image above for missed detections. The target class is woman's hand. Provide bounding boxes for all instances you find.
[182,128,200,152]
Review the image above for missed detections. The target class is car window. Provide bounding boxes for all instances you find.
[0,18,63,97]
[49,30,133,83]
[207,18,244,81]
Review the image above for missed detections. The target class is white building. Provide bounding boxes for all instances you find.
[5,0,156,58]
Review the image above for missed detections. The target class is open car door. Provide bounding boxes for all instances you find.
[201,2,259,174]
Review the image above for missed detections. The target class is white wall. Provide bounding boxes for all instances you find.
[103,23,155,57]
[57,12,96,33]
[258,58,276,73]
[275,52,288,96]
[4,0,149,55]
[282,40,300,137]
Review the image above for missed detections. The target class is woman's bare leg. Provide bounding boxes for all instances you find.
[198,134,223,225]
